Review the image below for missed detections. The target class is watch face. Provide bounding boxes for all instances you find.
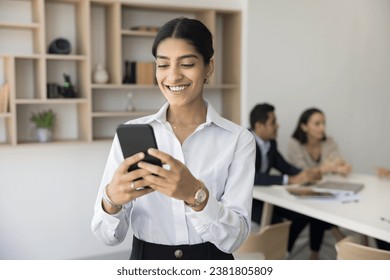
[195,189,207,203]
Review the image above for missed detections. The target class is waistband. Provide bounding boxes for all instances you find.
[130,235,234,260]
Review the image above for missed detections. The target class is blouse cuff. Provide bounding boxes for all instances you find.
[98,199,127,223]
[186,194,221,227]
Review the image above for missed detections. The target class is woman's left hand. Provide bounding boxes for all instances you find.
[137,148,201,204]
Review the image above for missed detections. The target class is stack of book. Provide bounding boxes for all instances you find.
[0,83,10,113]
[123,61,155,85]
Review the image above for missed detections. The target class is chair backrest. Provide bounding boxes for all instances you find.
[336,236,390,260]
[235,221,291,260]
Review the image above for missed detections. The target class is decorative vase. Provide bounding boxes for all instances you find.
[92,64,109,84]
[36,128,52,143]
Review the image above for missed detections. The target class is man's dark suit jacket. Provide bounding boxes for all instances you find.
[252,138,301,223]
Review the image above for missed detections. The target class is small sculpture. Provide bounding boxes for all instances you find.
[125,92,135,111]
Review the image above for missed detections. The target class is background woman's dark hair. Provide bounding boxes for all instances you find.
[292,108,327,144]
[250,103,275,130]
[152,17,214,64]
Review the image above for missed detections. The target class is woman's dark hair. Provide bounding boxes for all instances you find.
[152,17,214,65]
[250,103,275,130]
[292,108,326,144]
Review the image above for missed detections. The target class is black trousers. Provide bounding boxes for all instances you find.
[130,236,234,260]
[376,239,390,251]
[274,206,332,252]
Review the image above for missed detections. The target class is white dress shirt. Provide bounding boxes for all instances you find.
[91,100,256,254]
[252,132,288,185]
[252,133,270,173]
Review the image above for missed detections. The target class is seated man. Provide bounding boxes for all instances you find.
[249,103,324,258]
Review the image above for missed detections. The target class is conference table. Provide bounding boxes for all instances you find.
[253,173,390,243]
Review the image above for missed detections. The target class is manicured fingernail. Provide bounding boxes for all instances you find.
[148,148,156,154]
[139,152,145,158]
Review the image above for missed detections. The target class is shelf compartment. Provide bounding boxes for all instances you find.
[0,0,41,25]
[90,1,121,85]
[92,88,165,114]
[14,57,44,100]
[45,0,89,56]
[120,6,194,32]
[16,103,89,144]
[0,0,43,54]
[0,28,40,54]
[46,59,88,98]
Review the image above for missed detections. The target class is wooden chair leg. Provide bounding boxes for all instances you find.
[260,203,273,229]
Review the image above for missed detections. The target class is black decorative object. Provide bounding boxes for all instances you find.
[47,83,60,98]
[123,61,136,84]
[57,74,76,98]
[48,38,71,54]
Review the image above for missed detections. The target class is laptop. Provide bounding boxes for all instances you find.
[314,181,364,194]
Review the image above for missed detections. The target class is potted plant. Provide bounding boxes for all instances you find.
[30,109,55,142]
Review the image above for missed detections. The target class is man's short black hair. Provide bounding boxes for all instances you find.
[249,103,275,130]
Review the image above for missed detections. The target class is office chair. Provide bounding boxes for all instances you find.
[336,236,390,260]
[234,221,291,260]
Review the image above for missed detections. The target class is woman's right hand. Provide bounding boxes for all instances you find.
[102,152,155,214]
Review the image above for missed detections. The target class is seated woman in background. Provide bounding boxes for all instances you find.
[286,107,352,259]
[287,108,351,176]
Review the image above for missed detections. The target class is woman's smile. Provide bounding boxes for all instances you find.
[165,84,190,93]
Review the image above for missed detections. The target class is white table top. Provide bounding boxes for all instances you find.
[253,173,390,243]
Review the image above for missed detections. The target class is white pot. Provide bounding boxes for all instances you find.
[37,128,52,143]
[92,64,109,84]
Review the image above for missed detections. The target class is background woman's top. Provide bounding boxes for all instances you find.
[286,136,342,169]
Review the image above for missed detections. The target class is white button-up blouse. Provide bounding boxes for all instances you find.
[91,100,256,254]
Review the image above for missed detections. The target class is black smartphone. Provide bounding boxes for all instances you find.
[116,124,162,172]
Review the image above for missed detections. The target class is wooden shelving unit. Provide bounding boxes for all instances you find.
[0,0,241,145]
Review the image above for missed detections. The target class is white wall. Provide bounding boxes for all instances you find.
[0,142,134,259]
[244,0,390,173]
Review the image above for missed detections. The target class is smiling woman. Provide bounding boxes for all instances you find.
[91,17,256,260]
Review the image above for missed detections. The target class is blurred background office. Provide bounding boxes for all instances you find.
[1,0,390,259]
